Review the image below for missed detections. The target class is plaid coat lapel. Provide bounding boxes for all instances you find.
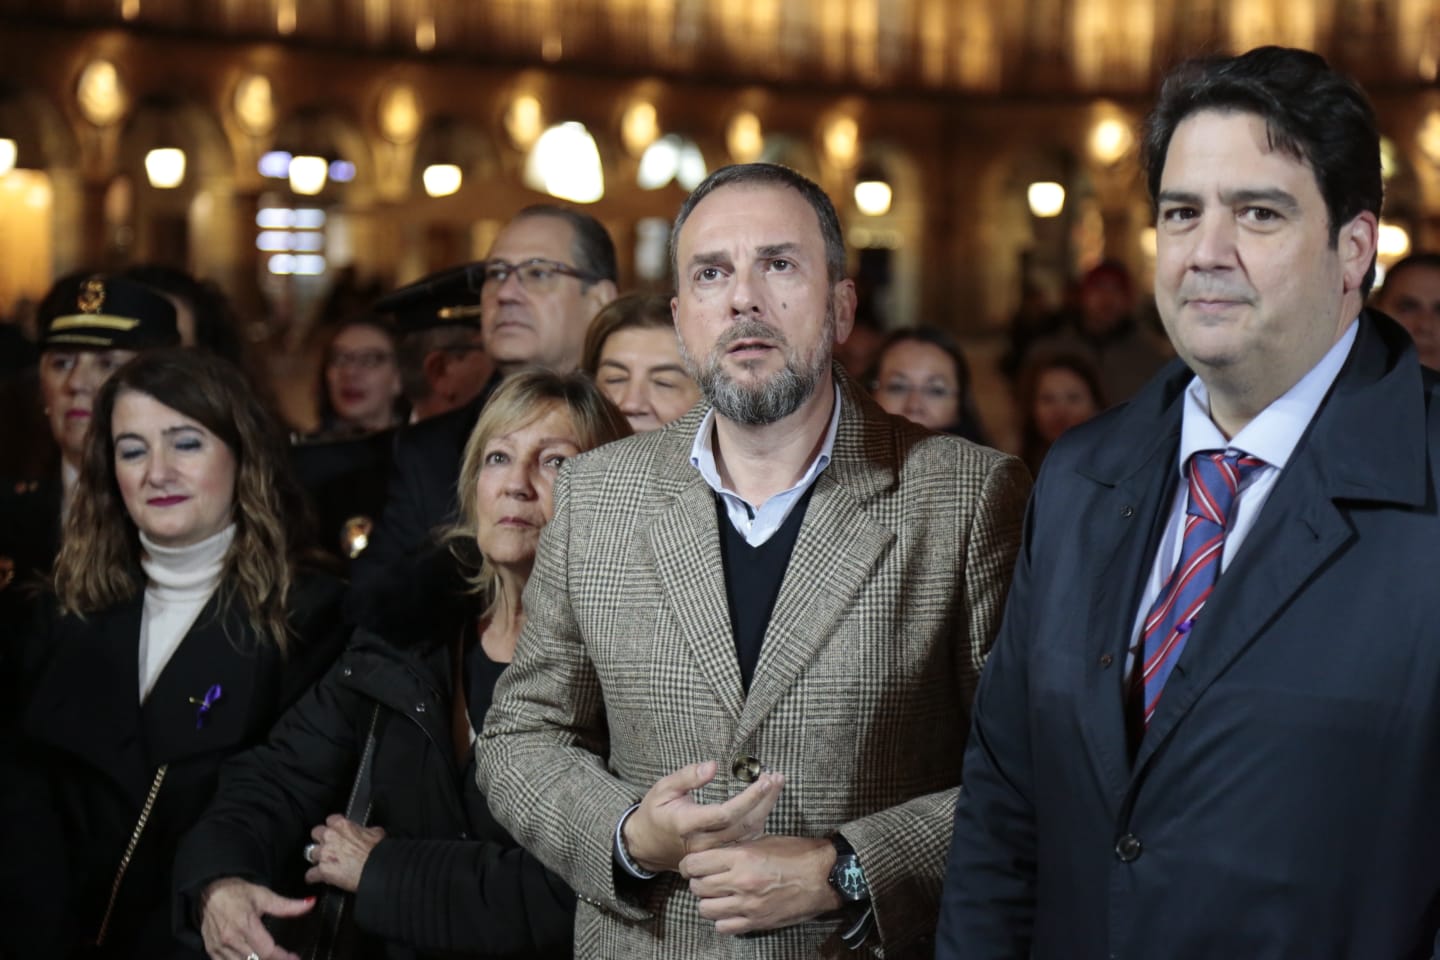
[645,469,746,722]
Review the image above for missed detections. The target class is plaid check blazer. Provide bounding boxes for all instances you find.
[477,370,1030,958]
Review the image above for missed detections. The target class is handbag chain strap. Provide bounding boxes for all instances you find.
[93,763,169,946]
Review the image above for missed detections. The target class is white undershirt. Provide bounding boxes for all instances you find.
[137,525,234,702]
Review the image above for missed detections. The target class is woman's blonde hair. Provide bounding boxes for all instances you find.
[447,367,630,601]
[51,348,314,654]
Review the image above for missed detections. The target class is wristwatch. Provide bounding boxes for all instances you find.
[827,834,870,903]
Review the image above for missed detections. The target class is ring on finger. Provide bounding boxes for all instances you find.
[246,952,261,960]
[303,842,318,865]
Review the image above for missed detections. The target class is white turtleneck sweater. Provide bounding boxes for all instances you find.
[137,525,235,703]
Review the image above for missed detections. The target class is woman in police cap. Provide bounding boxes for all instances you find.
[0,345,348,959]
[0,274,182,627]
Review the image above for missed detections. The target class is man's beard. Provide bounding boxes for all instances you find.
[680,304,834,426]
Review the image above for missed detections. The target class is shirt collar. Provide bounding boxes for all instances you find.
[689,382,842,505]
[1179,317,1358,473]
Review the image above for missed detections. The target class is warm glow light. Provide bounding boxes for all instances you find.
[415,15,436,51]
[622,101,659,157]
[823,115,859,167]
[423,163,463,197]
[727,111,763,163]
[145,148,186,189]
[677,142,707,191]
[1089,118,1133,165]
[524,122,604,203]
[1420,111,1440,168]
[0,139,15,177]
[1027,182,1066,218]
[637,136,679,190]
[289,155,328,195]
[120,0,139,19]
[378,84,422,144]
[1378,221,1412,259]
[233,74,275,137]
[1380,136,1399,183]
[505,94,544,149]
[276,0,297,35]
[77,60,126,127]
[854,180,892,216]
[1140,226,1157,257]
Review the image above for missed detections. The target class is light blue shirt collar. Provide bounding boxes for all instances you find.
[1179,317,1358,472]
[688,383,842,546]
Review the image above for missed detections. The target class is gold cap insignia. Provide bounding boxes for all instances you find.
[77,277,106,315]
[341,516,374,559]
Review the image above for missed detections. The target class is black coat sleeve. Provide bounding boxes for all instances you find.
[170,656,368,945]
[354,834,576,956]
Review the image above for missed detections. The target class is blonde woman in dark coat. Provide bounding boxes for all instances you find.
[176,369,630,960]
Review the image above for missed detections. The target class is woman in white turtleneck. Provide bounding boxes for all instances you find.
[0,348,348,960]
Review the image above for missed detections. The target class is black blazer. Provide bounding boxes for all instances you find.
[0,572,347,959]
[174,553,574,960]
[346,372,500,628]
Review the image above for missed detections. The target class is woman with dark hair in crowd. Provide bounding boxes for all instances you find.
[0,347,347,959]
[312,317,405,438]
[1017,351,1106,476]
[176,369,630,960]
[582,292,699,433]
[870,326,988,443]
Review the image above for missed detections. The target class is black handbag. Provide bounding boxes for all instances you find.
[303,702,383,960]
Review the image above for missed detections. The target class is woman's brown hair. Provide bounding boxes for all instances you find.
[581,293,676,378]
[51,347,314,653]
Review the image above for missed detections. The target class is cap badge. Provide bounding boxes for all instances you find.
[77,277,106,315]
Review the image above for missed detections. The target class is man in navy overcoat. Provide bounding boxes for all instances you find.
[938,46,1440,959]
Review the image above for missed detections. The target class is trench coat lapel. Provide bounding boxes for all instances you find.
[1134,315,1428,776]
[1072,400,1183,798]
[26,596,149,807]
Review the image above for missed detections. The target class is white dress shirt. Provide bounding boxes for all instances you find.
[688,383,842,546]
[1127,319,1359,666]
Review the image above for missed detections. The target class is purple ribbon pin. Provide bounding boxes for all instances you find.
[188,684,223,729]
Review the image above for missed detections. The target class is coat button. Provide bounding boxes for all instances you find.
[1114,833,1142,862]
[1099,653,1114,668]
[732,755,763,783]
[458,831,469,840]
[414,702,427,714]
[1120,505,1135,518]
[342,666,352,677]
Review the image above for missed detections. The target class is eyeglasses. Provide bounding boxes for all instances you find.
[874,382,959,402]
[328,349,395,370]
[479,258,600,294]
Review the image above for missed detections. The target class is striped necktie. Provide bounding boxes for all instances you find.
[1134,450,1265,728]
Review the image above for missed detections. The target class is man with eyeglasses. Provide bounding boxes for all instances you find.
[346,205,618,622]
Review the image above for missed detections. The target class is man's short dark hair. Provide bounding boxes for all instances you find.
[1378,253,1440,296]
[513,204,619,287]
[669,163,847,285]
[396,325,479,403]
[1141,45,1383,293]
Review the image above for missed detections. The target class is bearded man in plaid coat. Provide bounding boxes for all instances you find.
[477,162,1030,958]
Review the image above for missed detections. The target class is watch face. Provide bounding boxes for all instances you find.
[833,855,868,900]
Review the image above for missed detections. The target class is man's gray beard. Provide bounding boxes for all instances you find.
[680,315,832,426]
